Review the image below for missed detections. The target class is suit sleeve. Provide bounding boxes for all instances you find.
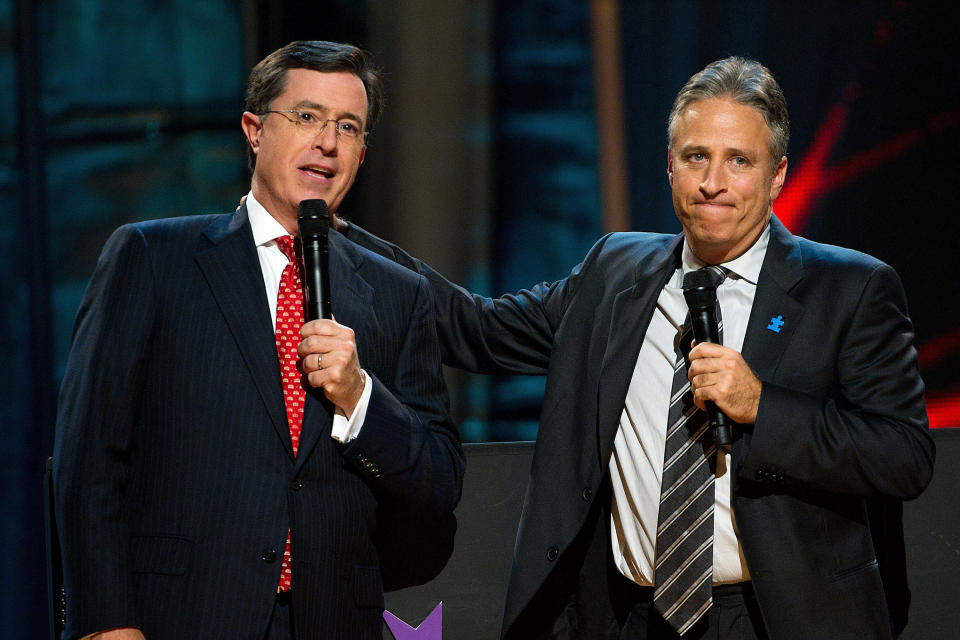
[742,263,935,501]
[341,274,465,515]
[344,223,580,376]
[53,225,153,638]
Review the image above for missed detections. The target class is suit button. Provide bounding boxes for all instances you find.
[546,547,559,562]
[261,548,277,563]
[581,487,592,502]
[290,479,304,491]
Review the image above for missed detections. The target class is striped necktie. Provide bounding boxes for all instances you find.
[653,265,727,634]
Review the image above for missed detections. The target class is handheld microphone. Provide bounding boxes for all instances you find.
[682,270,732,449]
[297,199,332,321]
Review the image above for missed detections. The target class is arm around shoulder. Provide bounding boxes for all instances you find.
[344,222,565,374]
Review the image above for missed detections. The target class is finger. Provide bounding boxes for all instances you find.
[689,341,724,359]
[691,386,709,411]
[687,357,722,380]
[692,380,725,405]
[305,367,326,389]
[300,318,342,338]
[687,341,705,360]
[297,349,327,375]
[690,371,715,395]
[297,334,342,357]
[305,360,351,391]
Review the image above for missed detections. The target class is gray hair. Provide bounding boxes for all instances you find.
[667,56,789,164]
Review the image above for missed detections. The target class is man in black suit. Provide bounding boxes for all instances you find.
[342,57,934,638]
[53,41,464,640]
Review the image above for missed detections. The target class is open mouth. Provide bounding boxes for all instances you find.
[301,166,334,179]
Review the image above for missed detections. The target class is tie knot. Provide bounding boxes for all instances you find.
[699,264,728,288]
[275,235,297,262]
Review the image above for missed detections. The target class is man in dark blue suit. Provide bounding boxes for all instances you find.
[53,41,464,640]
[342,57,934,638]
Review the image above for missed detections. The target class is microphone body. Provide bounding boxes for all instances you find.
[297,199,332,321]
[682,271,733,449]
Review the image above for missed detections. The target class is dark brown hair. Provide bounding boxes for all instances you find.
[244,40,384,169]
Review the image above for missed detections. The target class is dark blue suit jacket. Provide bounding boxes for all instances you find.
[347,215,934,639]
[54,206,464,640]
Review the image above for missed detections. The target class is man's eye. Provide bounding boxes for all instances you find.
[338,122,359,134]
[690,153,705,162]
[298,111,316,123]
[732,156,747,166]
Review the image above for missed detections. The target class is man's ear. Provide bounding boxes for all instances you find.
[666,148,674,186]
[770,155,788,201]
[241,111,263,156]
[359,146,366,166]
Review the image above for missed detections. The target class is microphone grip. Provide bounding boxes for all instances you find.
[688,307,733,448]
[301,238,331,321]
[297,199,332,321]
[707,404,733,449]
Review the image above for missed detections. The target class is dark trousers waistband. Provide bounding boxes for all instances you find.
[712,581,755,603]
[612,578,766,639]
[618,580,754,605]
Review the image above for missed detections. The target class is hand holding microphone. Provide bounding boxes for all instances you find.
[296,199,365,416]
[683,269,733,448]
[682,269,763,447]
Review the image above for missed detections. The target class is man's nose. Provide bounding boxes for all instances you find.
[699,161,725,196]
[312,120,339,154]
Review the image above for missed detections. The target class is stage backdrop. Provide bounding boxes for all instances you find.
[2,0,957,636]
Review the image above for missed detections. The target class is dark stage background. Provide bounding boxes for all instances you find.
[2,0,958,636]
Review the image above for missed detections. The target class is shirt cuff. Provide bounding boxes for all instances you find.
[331,369,372,443]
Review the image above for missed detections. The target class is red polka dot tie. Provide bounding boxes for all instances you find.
[274,235,305,592]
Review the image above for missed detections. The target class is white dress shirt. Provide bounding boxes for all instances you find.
[610,225,770,586]
[245,191,372,443]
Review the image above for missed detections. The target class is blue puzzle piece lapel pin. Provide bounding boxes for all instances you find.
[767,315,785,333]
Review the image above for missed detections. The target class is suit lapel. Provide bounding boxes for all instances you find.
[740,217,804,385]
[327,231,375,339]
[195,206,293,458]
[733,216,804,464]
[295,231,374,471]
[596,234,683,463]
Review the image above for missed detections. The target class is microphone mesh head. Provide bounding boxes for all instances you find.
[682,269,720,310]
[682,269,719,292]
[297,199,330,239]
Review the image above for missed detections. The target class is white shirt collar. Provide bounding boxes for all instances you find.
[680,222,770,285]
[245,190,291,248]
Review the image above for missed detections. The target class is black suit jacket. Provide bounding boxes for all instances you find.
[53,206,464,640]
[347,215,934,639]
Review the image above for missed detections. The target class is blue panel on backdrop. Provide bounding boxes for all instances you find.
[490,0,603,438]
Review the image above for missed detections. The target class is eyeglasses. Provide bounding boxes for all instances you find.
[260,109,369,146]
